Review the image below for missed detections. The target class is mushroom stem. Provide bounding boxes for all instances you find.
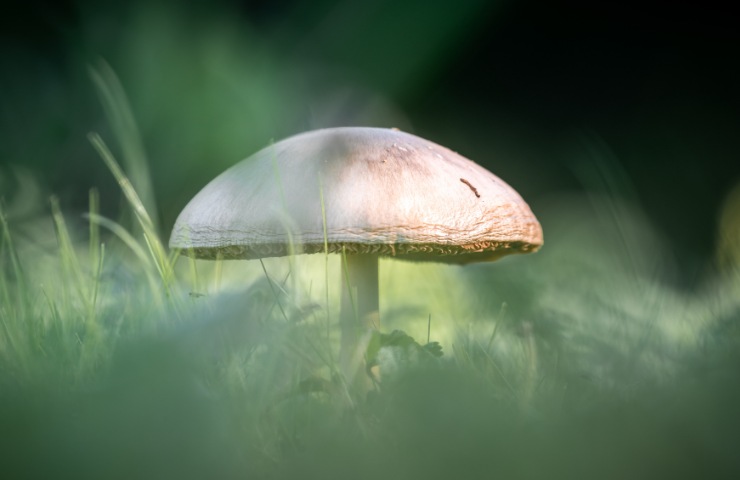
[339,253,379,386]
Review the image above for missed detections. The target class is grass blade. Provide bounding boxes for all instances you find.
[89,60,159,232]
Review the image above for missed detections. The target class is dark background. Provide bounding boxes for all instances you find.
[1,0,738,283]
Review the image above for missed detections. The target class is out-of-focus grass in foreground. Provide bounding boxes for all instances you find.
[2,70,740,479]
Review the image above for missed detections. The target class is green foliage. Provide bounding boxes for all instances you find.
[1,65,740,479]
[366,329,443,372]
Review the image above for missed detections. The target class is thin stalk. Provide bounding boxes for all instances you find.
[319,175,332,355]
[213,252,223,294]
[339,252,379,388]
[87,189,102,327]
[51,196,89,313]
[89,61,159,232]
[259,259,289,323]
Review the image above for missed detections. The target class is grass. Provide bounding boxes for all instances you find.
[1,67,740,479]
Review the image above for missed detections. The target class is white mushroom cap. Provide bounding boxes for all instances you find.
[169,127,542,264]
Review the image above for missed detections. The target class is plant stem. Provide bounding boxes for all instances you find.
[339,253,379,389]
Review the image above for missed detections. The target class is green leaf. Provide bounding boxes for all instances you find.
[366,330,444,368]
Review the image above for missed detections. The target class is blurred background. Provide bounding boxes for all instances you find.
[2,0,739,283]
[3,1,740,478]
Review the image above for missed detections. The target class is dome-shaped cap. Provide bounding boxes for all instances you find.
[169,127,543,264]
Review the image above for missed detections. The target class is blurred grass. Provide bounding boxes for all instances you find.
[2,49,740,480]
[3,183,740,480]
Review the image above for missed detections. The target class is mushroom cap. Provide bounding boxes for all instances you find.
[169,127,543,264]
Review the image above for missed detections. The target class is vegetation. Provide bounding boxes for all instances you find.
[1,62,739,479]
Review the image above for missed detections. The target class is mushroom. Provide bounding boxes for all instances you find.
[169,127,543,386]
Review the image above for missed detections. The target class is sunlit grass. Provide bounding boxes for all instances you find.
[1,65,740,479]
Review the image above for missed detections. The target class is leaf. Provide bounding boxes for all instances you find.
[422,341,444,358]
[366,330,444,368]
